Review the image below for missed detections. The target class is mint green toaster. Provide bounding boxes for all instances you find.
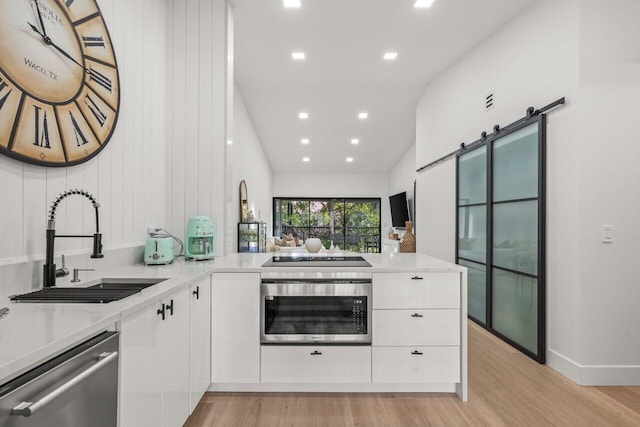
[145,236,175,265]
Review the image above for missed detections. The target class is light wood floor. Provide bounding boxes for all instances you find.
[185,322,640,426]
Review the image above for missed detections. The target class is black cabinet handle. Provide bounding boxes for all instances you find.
[411,276,424,280]
[166,299,174,316]
[193,286,200,300]
[157,303,166,320]
[411,350,424,356]
[411,313,424,318]
[310,351,322,356]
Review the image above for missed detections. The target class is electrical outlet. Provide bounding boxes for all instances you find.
[601,224,614,243]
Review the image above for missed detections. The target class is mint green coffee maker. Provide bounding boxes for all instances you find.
[185,216,215,261]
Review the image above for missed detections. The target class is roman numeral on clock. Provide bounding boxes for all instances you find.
[88,67,112,92]
[84,94,107,127]
[83,36,105,48]
[0,78,11,112]
[69,111,89,146]
[33,106,51,149]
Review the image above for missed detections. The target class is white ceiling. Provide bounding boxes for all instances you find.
[231,0,535,174]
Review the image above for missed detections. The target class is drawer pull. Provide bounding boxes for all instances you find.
[310,351,322,356]
[411,313,424,318]
[157,304,166,320]
[411,276,424,280]
[411,350,424,356]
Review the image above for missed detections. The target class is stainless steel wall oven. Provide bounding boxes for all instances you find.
[261,278,372,344]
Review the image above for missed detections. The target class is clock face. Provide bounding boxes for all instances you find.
[0,0,120,166]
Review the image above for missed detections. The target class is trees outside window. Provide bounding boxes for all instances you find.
[273,198,381,252]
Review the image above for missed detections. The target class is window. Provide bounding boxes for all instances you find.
[273,198,381,252]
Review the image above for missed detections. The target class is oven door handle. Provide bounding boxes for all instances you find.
[11,351,118,417]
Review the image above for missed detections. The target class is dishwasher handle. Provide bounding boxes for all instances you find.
[11,351,118,417]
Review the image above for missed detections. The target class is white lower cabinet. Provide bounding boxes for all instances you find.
[261,346,371,383]
[160,288,191,427]
[372,346,460,383]
[120,297,162,427]
[120,276,212,427]
[211,273,260,383]
[371,272,462,388]
[120,286,190,427]
[372,309,460,346]
[189,278,211,412]
[372,272,460,309]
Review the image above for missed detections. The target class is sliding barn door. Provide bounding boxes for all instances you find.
[457,116,546,363]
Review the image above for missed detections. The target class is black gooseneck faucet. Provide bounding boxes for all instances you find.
[43,190,103,288]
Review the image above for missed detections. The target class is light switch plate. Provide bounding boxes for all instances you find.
[601,225,614,243]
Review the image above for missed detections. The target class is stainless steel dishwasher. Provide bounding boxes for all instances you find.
[0,331,119,427]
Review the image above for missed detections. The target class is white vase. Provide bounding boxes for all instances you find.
[304,238,322,253]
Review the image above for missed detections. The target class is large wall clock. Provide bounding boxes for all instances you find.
[0,0,120,166]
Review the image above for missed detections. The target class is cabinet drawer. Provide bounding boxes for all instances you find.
[373,272,460,309]
[261,346,371,383]
[372,310,460,346]
[372,347,460,383]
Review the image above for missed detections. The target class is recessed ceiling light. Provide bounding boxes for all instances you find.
[346,157,354,163]
[414,0,434,8]
[303,157,310,162]
[284,0,301,8]
[383,52,398,60]
[358,112,368,119]
[299,112,308,119]
[291,51,305,60]
[226,139,233,145]
[351,139,360,145]
[301,138,309,144]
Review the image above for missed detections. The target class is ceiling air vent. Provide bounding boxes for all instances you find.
[485,92,495,112]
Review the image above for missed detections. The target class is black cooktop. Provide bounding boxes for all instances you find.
[262,255,372,267]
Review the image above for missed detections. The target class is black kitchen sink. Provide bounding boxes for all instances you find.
[10,278,167,304]
[86,278,167,290]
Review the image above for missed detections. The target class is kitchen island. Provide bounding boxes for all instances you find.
[0,252,467,427]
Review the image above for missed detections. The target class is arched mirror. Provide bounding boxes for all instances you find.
[239,180,248,222]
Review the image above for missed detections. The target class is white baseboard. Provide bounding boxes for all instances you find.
[581,366,640,386]
[547,349,582,384]
[548,349,640,385]
[208,383,457,393]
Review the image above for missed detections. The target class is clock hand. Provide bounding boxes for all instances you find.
[28,22,48,41]
[34,0,48,37]
[49,40,86,70]
[28,23,85,71]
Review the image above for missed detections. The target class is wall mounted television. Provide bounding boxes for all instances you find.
[389,192,410,228]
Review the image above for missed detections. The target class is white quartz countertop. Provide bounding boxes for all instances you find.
[0,252,463,384]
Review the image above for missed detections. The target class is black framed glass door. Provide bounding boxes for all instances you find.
[457,116,546,363]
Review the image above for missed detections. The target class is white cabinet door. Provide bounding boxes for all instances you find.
[160,287,191,427]
[372,346,460,383]
[120,302,162,427]
[189,277,211,412]
[211,273,260,383]
[372,309,460,346]
[261,346,371,383]
[373,272,460,309]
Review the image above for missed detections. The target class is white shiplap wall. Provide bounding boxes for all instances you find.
[0,0,170,265]
[167,0,230,256]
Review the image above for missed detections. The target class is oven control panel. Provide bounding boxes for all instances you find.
[352,298,367,333]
